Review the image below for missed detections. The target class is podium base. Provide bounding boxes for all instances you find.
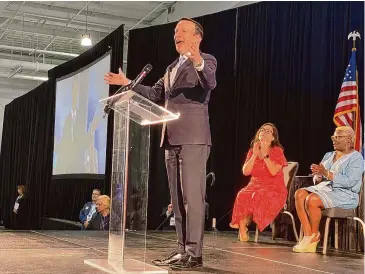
[84,258,168,274]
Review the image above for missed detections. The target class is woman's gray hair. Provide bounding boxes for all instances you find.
[336,126,355,145]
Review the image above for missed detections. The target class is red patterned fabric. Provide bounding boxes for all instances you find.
[230,146,288,232]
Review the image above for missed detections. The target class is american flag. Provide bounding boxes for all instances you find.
[333,49,363,153]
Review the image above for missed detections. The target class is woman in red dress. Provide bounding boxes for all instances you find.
[230,123,288,241]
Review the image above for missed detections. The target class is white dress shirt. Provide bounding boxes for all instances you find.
[170,54,205,86]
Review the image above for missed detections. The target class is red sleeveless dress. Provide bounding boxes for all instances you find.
[230,146,288,232]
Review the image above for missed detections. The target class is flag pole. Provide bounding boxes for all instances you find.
[347,31,361,131]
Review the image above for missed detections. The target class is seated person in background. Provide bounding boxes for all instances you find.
[229,123,288,241]
[86,195,110,231]
[162,203,176,231]
[79,189,101,229]
[294,126,364,253]
[159,202,209,231]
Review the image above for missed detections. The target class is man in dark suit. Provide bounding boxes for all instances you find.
[79,189,101,229]
[104,18,217,270]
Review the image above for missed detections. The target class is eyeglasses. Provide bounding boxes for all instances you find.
[331,135,349,141]
[259,128,273,134]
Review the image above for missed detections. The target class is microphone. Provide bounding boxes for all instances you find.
[129,64,153,90]
[103,64,153,117]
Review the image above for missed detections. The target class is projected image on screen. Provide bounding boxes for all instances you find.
[53,53,110,176]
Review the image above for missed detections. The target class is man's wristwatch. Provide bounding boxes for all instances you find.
[194,59,203,67]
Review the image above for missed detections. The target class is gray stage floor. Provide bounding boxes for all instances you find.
[0,230,363,274]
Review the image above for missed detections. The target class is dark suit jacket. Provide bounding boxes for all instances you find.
[86,212,110,230]
[13,195,29,230]
[133,52,217,146]
[79,201,94,224]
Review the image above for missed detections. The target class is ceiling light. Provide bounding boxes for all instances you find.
[81,4,92,47]
[19,75,48,81]
[81,33,92,46]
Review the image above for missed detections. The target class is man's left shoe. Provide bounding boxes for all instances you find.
[169,255,203,270]
[151,251,185,266]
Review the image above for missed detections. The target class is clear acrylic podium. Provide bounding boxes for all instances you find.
[84,90,179,273]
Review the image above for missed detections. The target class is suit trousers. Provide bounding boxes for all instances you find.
[165,143,210,258]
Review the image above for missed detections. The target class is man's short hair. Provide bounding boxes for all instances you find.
[178,17,204,39]
[93,189,101,194]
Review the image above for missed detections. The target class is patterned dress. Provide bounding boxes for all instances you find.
[230,146,288,232]
[305,150,364,209]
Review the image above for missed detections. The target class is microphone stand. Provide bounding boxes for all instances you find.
[155,214,172,231]
[214,208,233,231]
[205,172,217,231]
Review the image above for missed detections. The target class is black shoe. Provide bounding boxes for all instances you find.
[170,255,203,269]
[152,251,185,266]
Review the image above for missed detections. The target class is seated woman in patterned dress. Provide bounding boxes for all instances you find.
[294,126,364,253]
[230,123,288,241]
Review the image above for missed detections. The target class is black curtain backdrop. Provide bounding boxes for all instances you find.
[127,1,364,231]
[0,82,52,229]
[0,25,124,229]
[126,18,179,231]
